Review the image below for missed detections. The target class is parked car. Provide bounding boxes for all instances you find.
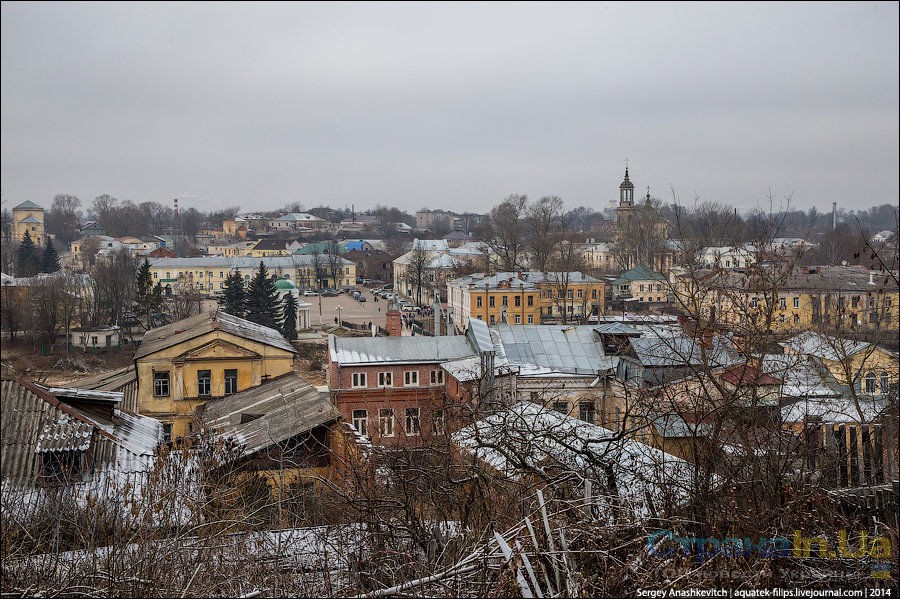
[356,295,367,302]
[323,289,339,297]
[303,290,318,296]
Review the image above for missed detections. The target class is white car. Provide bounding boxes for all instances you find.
[303,290,318,296]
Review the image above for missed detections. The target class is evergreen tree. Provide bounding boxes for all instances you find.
[41,238,61,273]
[15,230,39,277]
[245,262,280,329]
[134,259,153,310]
[222,270,247,318]
[281,291,299,341]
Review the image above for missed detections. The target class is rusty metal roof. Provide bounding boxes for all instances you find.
[202,372,339,456]
[135,311,296,360]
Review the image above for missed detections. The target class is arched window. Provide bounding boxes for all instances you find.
[865,372,877,394]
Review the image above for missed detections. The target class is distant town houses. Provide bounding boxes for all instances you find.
[446,270,604,331]
[147,255,356,295]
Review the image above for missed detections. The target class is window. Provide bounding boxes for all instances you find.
[405,408,420,435]
[197,370,211,396]
[579,401,595,424]
[591,289,597,299]
[794,297,800,308]
[489,296,495,307]
[514,296,521,307]
[430,370,444,385]
[779,314,785,323]
[880,373,890,394]
[793,314,800,324]
[351,372,367,388]
[162,423,172,444]
[489,315,495,324]
[42,450,82,482]
[476,297,482,308]
[751,297,759,308]
[577,289,583,299]
[514,315,521,324]
[530,392,538,401]
[432,410,446,435]
[404,371,419,386]
[154,371,170,397]
[379,409,394,437]
[865,372,877,394]
[779,297,786,309]
[553,401,569,414]
[639,284,645,293]
[378,372,393,387]
[501,296,507,306]
[527,314,534,324]
[851,296,859,309]
[220,271,224,278]
[91,336,98,345]
[527,295,534,307]
[557,289,564,299]
[224,369,238,395]
[352,409,368,435]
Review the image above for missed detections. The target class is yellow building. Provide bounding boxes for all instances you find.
[780,331,899,393]
[148,255,357,295]
[11,201,45,245]
[447,271,605,331]
[250,239,291,257]
[134,311,297,441]
[675,265,899,333]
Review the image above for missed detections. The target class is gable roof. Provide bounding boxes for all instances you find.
[13,200,42,210]
[19,216,43,223]
[612,266,666,285]
[135,312,295,360]
[252,238,288,251]
[202,372,338,456]
[779,331,872,362]
[453,402,698,520]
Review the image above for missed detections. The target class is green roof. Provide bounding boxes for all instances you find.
[274,277,297,290]
[294,242,347,255]
[612,266,666,285]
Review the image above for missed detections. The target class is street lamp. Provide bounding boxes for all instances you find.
[336,305,342,328]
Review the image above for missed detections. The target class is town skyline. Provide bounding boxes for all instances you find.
[2,3,898,214]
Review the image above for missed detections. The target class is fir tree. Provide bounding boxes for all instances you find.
[281,291,299,341]
[134,259,155,324]
[41,238,61,273]
[245,262,281,329]
[222,270,247,318]
[15,230,39,277]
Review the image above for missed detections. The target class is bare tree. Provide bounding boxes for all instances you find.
[525,195,564,273]
[482,194,528,271]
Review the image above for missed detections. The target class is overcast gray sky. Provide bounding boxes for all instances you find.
[2,2,898,216]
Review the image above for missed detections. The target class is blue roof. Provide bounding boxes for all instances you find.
[343,240,365,251]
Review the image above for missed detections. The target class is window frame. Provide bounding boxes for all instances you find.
[405,407,421,436]
[404,370,419,387]
[224,369,238,395]
[379,408,395,437]
[378,371,393,388]
[351,372,368,388]
[153,371,171,397]
[197,370,212,397]
[352,409,368,435]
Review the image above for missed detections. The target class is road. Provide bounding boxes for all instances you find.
[304,288,388,327]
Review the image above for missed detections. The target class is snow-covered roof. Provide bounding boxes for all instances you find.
[453,402,699,519]
[427,254,459,269]
[781,396,888,424]
[492,323,615,376]
[780,331,871,362]
[440,357,483,382]
[412,238,449,251]
[329,335,475,365]
[275,212,323,222]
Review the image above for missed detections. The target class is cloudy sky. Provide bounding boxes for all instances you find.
[2,2,897,216]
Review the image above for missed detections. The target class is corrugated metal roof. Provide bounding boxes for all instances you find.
[467,319,494,355]
[66,367,139,414]
[493,324,607,375]
[202,373,339,456]
[36,417,93,452]
[330,335,475,365]
[629,335,739,368]
[779,331,872,362]
[136,312,295,359]
[14,200,42,210]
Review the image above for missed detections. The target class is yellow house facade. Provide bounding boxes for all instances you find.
[11,201,45,245]
[148,255,357,295]
[134,312,297,441]
[447,271,605,331]
[675,265,899,333]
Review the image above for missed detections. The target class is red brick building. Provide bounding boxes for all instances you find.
[327,335,478,446]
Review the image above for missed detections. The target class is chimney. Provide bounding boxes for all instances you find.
[832,202,837,230]
[869,272,875,285]
[385,306,402,336]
